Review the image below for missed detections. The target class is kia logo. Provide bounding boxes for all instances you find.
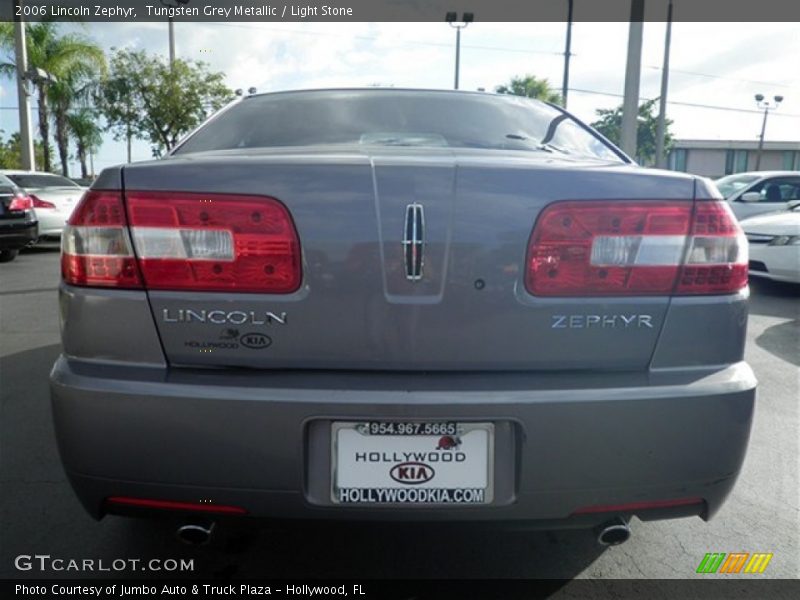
[389,462,435,485]
[240,332,272,349]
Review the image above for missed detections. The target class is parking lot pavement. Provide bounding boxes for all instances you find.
[1,248,798,581]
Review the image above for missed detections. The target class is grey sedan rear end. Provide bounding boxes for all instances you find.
[50,89,756,535]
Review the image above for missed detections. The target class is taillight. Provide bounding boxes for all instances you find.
[61,190,143,289]
[8,195,31,210]
[8,194,56,209]
[124,191,301,293]
[675,201,748,294]
[62,190,302,293]
[30,194,56,209]
[525,199,747,296]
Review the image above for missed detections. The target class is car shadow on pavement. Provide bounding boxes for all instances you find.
[747,279,800,366]
[1,343,606,584]
[112,517,606,581]
[748,278,800,318]
[755,321,800,366]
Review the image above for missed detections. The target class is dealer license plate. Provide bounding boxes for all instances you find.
[331,421,494,505]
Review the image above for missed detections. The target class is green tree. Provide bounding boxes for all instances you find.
[0,22,105,172]
[0,131,49,170]
[67,107,103,178]
[590,98,674,166]
[495,74,562,104]
[95,61,138,163]
[98,49,234,157]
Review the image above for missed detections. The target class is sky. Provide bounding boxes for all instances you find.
[1,20,799,175]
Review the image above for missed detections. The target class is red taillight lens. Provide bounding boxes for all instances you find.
[61,190,143,289]
[63,190,302,293]
[525,200,747,296]
[124,191,301,293]
[9,194,56,210]
[29,194,56,209]
[8,195,33,210]
[676,201,748,294]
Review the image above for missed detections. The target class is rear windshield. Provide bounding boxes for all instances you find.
[7,173,81,189]
[174,90,623,162]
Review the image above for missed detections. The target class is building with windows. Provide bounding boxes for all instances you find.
[668,140,800,178]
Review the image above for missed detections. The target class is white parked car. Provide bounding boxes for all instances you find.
[740,205,800,284]
[0,170,85,241]
[714,171,800,220]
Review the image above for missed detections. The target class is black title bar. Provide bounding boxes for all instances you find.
[3,0,800,23]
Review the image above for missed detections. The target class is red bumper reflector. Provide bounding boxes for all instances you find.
[106,496,247,515]
[572,497,704,515]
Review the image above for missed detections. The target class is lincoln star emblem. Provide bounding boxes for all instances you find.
[402,203,425,281]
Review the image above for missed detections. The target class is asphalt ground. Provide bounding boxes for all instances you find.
[1,247,798,589]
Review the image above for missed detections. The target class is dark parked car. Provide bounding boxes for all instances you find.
[0,174,37,262]
[50,89,756,546]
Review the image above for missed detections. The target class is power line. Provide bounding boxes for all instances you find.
[643,64,799,91]
[208,22,564,56]
[567,87,800,118]
[208,22,797,90]
[3,88,800,120]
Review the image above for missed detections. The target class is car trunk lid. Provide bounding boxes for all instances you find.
[119,148,697,371]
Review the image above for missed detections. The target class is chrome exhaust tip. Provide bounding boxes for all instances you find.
[596,517,631,546]
[176,521,215,545]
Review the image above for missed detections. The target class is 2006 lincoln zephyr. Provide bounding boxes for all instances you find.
[50,89,756,546]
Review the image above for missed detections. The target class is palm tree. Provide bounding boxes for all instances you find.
[0,22,105,172]
[66,107,102,179]
[50,68,104,176]
[495,75,562,105]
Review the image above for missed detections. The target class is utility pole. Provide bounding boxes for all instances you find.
[13,1,35,171]
[620,0,644,161]
[446,12,473,90]
[168,17,176,66]
[655,0,673,169]
[754,94,783,170]
[126,124,132,164]
[562,0,574,108]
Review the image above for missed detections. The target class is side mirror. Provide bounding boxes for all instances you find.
[740,191,761,202]
[787,199,800,211]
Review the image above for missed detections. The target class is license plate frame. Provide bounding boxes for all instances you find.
[330,421,494,505]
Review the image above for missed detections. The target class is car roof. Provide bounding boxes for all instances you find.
[243,87,546,103]
[0,170,64,176]
[724,171,800,178]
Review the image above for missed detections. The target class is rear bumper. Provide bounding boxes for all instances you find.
[748,245,800,284]
[50,357,757,527]
[33,208,68,238]
[0,220,37,249]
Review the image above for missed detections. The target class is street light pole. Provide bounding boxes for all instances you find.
[754,94,783,171]
[655,0,673,169]
[562,0,573,108]
[13,1,35,171]
[446,12,473,91]
[455,26,461,90]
